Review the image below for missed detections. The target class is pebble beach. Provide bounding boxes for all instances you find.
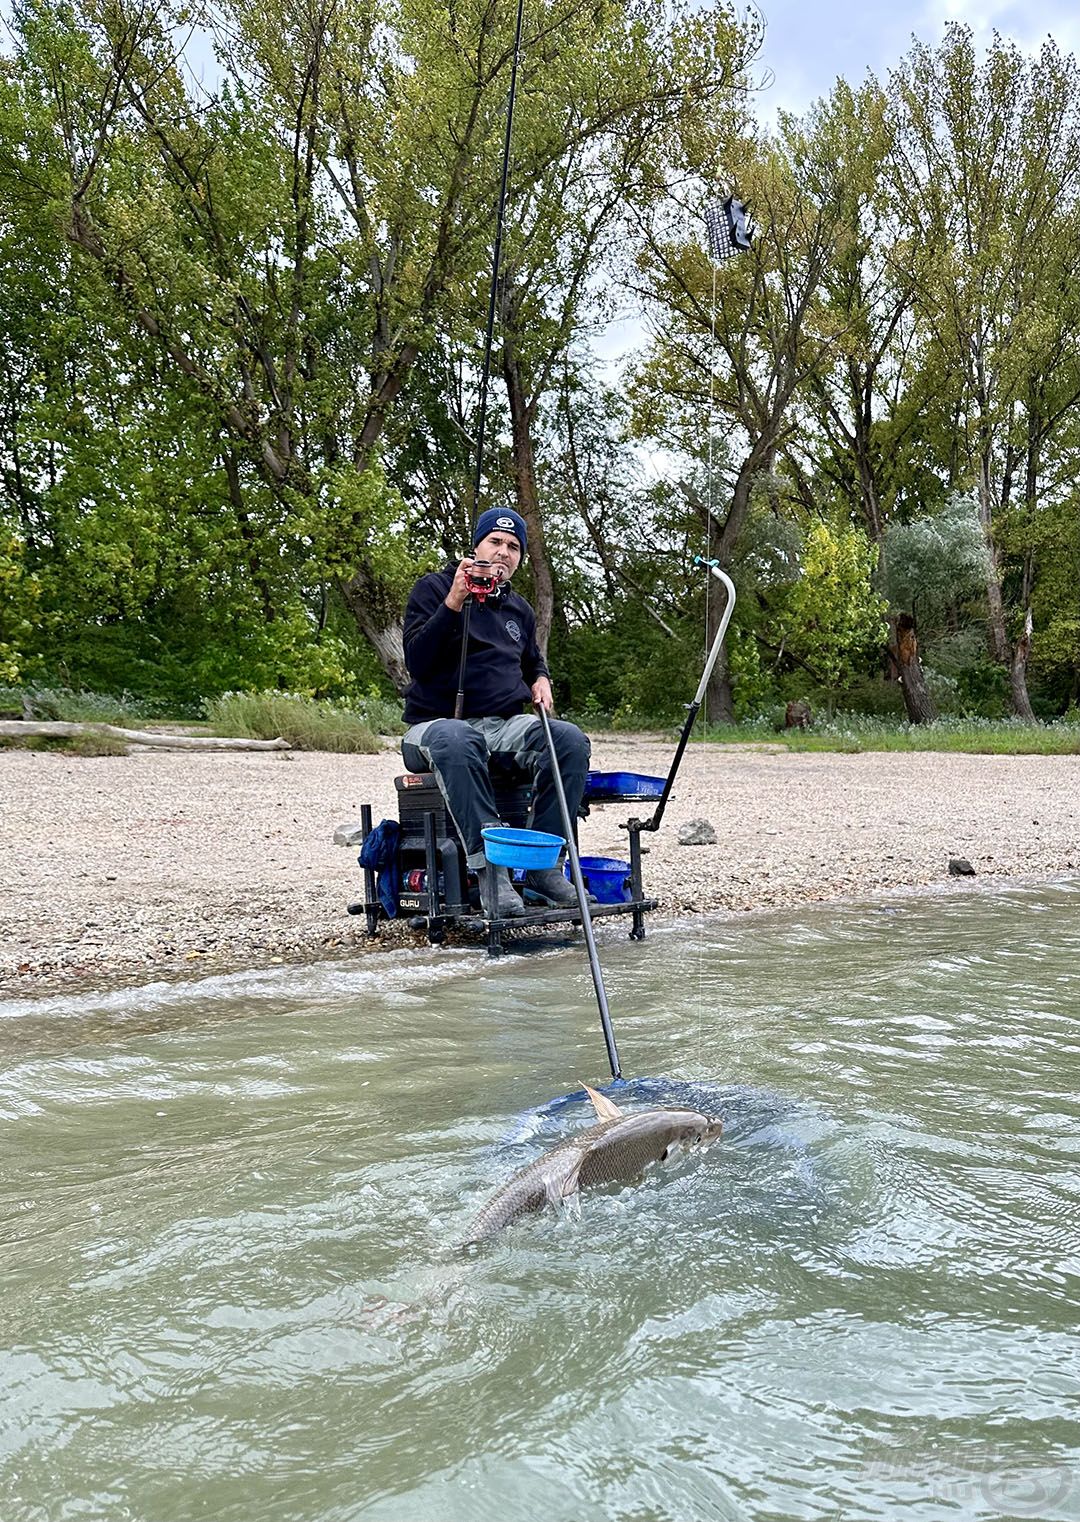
[2,737,1078,993]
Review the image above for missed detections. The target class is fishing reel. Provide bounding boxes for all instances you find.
[464,558,505,603]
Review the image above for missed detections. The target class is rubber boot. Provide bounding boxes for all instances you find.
[478,864,526,919]
[524,862,596,907]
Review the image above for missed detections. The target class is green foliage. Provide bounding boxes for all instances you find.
[880,496,990,618]
[0,529,36,681]
[1026,494,1080,691]
[310,464,428,600]
[553,597,702,730]
[204,692,383,752]
[2,1,1080,726]
[351,687,407,736]
[920,628,1010,718]
[777,521,889,695]
[725,627,775,720]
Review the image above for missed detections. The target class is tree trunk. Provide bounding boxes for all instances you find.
[977,452,1011,666]
[1009,441,1041,723]
[978,464,1034,718]
[1009,604,1035,721]
[705,615,735,723]
[337,569,408,693]
[888,613,937,724]
[502,346,555,656]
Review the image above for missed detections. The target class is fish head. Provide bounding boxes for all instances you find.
[700,1113,725,1144]
[655,1107,724,1162]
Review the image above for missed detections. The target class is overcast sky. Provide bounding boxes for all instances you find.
[752,0,1080,121]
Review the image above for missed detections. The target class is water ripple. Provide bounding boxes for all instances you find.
[2,881,1079,1522]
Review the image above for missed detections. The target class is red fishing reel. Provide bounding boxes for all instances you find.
[463,559,504,603]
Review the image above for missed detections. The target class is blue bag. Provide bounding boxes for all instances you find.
[358,819,401,918]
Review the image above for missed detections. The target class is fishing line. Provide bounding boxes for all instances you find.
[682,195,746,1091]
[696,245,720,1082]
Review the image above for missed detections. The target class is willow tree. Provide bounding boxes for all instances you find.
[889,26,1080,719]
[779,79,945,721]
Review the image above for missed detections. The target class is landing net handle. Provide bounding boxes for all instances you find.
[635,561,736,835]
[537,703,622,1081]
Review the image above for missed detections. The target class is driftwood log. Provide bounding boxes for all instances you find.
[0,721,290,751]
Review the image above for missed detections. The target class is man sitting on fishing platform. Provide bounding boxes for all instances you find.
[400,506,593,921]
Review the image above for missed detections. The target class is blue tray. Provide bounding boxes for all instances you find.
[584,770,666,802]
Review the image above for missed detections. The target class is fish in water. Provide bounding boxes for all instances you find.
[463,1084,723,1244]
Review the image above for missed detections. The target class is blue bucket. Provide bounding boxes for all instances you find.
[566,855,632,903]
[482,826,564,870]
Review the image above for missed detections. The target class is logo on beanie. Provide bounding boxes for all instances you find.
[496,516,516,531]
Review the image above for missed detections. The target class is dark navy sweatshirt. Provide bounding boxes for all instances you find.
[401,561,550,724]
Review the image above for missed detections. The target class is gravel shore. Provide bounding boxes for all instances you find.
[2,738,1078,993]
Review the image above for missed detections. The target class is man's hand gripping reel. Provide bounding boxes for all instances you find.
[463,559,504,604]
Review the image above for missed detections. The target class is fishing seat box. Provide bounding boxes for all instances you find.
[393,768,534,915]
[394,769,534,840]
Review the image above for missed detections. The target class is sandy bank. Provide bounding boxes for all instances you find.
[1,739,1078,992]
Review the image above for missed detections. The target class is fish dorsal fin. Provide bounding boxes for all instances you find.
[583,1083,624,1121]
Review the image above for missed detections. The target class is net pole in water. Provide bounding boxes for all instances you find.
[537,704,622,1081]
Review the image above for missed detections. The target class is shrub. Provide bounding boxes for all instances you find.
[204,691,382,752]
[354,688,406,736]
[1,684,165,724]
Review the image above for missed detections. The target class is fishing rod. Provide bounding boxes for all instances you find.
[636,557,737,835]
[453,0,528,721]
[443,0,622,1084]
[537,703,623,1081]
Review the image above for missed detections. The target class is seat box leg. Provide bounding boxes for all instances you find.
[360,804,380,937]
[628,824,646,941]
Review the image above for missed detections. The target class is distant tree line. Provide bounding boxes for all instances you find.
[0,3,1077,722]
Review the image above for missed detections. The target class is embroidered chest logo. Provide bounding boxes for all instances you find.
[505,618,522,643]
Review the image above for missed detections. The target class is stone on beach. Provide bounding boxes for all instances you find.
[677,819,718,846]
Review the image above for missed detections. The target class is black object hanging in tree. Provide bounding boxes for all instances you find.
[705,195,753,261]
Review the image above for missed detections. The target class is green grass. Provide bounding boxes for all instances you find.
[204,691,383,753]
[693,713,1080,755]
[59,731,131,756]
[0,730,131,756]
[0,683,404,753]
[352,690,406,736]
[5,683,1075,757]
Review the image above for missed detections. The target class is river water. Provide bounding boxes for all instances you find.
[2,883,1078,1522]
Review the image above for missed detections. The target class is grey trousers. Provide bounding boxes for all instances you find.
[401,713,591,870]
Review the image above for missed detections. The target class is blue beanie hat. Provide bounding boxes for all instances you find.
[474,506,527,558]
